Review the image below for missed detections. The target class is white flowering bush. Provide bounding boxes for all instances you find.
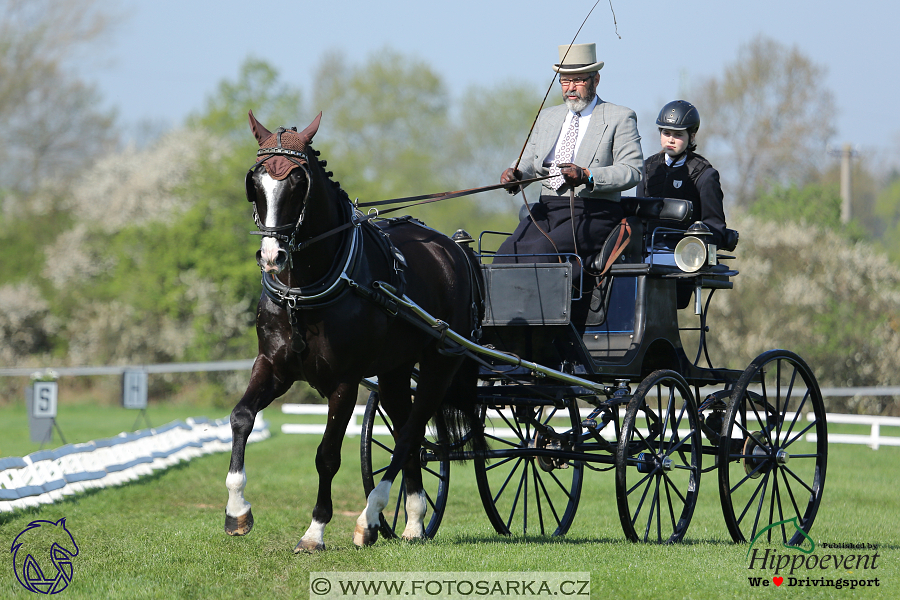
[687,212,900,413]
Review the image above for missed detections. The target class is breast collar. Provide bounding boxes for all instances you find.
[261,209,406,310]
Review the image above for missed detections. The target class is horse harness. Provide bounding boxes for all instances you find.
[248,131,483,356]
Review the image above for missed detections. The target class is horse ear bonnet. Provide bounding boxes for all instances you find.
[248,110,323,181]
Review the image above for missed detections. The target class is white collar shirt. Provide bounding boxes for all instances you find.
[665,153,687,168]
[544,95,599,166]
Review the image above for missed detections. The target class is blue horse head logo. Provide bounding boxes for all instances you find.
[10,518,79,594]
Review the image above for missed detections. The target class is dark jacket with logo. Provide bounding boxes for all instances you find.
[635,151,727,246]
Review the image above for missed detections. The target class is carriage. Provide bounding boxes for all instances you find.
[229,112,826,551]
[358,196,828,545]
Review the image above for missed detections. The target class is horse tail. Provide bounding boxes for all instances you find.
[433,354,488,458]
[433,240,487,457]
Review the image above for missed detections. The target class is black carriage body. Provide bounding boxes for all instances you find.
[361,196,827,545]
[478,197,741,387]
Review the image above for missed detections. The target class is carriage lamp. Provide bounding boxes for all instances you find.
[674,221,715,273]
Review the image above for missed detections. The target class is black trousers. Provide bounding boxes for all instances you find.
[494,195,624,272]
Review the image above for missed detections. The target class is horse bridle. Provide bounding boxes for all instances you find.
[246,127,314,253]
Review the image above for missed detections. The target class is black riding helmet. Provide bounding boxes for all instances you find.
[657,100,700,151]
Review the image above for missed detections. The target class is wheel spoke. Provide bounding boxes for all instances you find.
[630,469,656,527]
[485,455,518,471]
[529,461,546,536]
[730,459,768,494]
[643,476,661,542]
[633,420,660,455]
[776,364,799,442]
[493,458,524,505]
[784,419,818,448]
[506,460,528,531]
[662,429,695,457]
[749,471,771,541]
[735,469,769,525]
[484,432,519,448]
[547,469,576,500]
[662,471,688,505]
[372,437,393,453]
[779,467,803,518]
[491,409,525,442]
[421,463,445,481]
[664,474,678,534]
[391,476,405,532]
[376,406,395,437]
[424,488,437,512]
[534,467,564,528]
[627,468,658,496]
[781,390,811,442]
[781,464,816,496]
[747,396,775,448]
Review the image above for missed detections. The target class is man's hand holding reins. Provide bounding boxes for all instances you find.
[501,168,523,195]
[558,163,593,189]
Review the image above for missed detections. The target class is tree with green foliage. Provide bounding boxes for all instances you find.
[691,35,836,205]
[749,182,868,241]
[875,175,900,264]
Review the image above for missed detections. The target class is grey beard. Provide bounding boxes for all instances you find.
[563,83,596,113]
[564,95,592,112]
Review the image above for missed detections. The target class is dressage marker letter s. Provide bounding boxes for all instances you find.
[10,517,79,595]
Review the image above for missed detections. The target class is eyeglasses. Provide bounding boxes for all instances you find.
[559,76,591,86]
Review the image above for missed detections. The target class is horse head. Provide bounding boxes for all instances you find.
[246,110,323,274]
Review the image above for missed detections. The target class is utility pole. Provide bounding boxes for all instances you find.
[828,144,858,224]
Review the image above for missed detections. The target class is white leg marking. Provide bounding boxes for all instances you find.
[357,480,392,530]
[300,519,327,547]
[401,490,427,540]
[225,470,251,517]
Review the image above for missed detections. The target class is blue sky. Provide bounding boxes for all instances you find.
[84,1,899,168]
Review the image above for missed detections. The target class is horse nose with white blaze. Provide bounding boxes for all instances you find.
[257,236,288,273]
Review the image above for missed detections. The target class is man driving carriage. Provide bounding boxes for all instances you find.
[495,42,644,272]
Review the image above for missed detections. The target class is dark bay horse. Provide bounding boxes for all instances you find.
[225,110,483,551]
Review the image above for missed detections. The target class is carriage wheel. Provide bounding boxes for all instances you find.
[360,391,450,540]
[615,370,701,543]
[474,402,583,536]
[719,350,827,544]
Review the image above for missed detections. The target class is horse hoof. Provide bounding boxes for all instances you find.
[294,539,325,553]
[224,509,254,536]
[352,524,379,547]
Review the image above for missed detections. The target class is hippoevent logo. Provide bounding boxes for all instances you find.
[746,518,881,590]
[10,518,79,595]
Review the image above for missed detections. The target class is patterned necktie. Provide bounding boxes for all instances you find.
[548,112,580,190]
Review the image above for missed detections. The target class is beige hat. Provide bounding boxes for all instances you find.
[553,43,604,74]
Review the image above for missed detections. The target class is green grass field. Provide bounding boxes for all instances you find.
[1,402,898,599]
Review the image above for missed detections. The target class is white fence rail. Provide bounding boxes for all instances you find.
[0,413,268,513]
[281,404,900,450]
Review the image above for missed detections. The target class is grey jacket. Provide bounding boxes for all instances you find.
[514,100,643,200]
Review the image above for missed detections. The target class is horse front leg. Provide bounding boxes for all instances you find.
[225,357,280,536]
[295,382,359,553]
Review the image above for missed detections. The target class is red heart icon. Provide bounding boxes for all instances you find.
[773,577,784,586]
